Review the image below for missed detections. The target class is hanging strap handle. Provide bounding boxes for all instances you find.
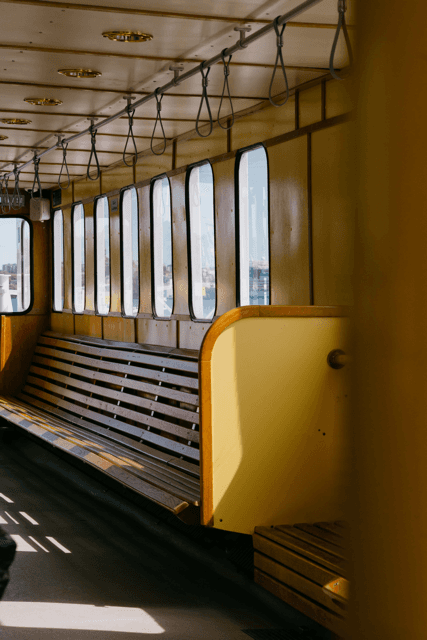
[217,49,234,130]
[11,167,21,211]
[268,17,289,108]
[123,104,138,166]
[87,125,100,181]
[31,156,42,199]
[1,175,11,213]
[151,89,167,156]
[59,138,71,190]
[329,0,353,80]
[196,63,213,138]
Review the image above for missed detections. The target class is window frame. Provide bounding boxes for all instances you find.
[0,215,34,316]
[119,185,140,318]
[185,159,217,323]
[235,143,271,308]
[71,201,86,314]
[94,195,111,316]
[52,208,64,313]
[150,173,174,320]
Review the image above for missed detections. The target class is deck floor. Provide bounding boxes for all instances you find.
[0,435,331,639]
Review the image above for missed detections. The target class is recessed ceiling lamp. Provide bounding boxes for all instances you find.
[1,118,31,125]
[58,69,101,78]
[24,97,63,106]
[102,30,153,42]
[0,135,8,140]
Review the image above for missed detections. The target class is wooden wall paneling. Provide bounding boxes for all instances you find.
[135,152,173,183]
[299,84,322,128]
[101,166,134,192]
[0,314,50,395]
[137,185,152,315]
[326,78,354,120]
[103,316,135,343]
[63,206,72,310]
[268,137,310,305]
[74,314,102,338]
[108,194,121,314]
[136,318,177,347]
[84,203,95,313]
[73,176,101,202]
[175,127,227,168]
[169,173,190,318]
[311,122,355,306]
[50,312,74,334]
[179,320,210,350]
[31,220,50,315]
[231,96,295,151]
[212,158,236,315]
[54,182,73,208]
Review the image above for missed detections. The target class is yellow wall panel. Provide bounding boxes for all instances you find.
[135,152,172,183]
[74,177,100,202]
[298,84,322,128]
[74,314,102,338]
[32,221,50,315]
[50,312,74,334]
[209,315,350,534]
[231,97,295,151]
[102,166,134,193]
[176,128,227,168]
[312,122,355,305]
[55,183,73,207]
[268,138,310,305]
[136,318,177,347]
[179,321,210,350]
[326,77,354,120]
[103,317,135,343]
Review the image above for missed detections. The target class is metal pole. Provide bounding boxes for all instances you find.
[1,0,325,179]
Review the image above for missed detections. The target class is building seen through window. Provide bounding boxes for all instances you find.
[121,188,139,317]
[152,177,173,318]
[0,218,31,313]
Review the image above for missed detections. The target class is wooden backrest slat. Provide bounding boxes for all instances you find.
[32,355,199,406]
[25,376,199,443]
[34,345,199,389]
[22,386,200,461]
[29,365,199,424]
[38,335,199,374]
[17,392,200,477]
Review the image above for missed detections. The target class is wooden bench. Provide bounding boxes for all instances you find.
[0,331,201,516]
[253,521,348,636]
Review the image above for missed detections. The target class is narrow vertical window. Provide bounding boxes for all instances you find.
[237,146,270,306]
[152,177,173,318]
[95,197,110,315]
[121,187,139,317]
[0,217,31,314]
[72,203,85,313]
[53,209,64,311]
[187,163,216,320]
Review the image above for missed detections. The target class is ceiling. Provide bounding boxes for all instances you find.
[0,0,354,189]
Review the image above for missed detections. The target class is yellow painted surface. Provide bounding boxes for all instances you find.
[135,152,172,183]
[176,128,227,167]
[103,316,135,343]
[231,97,295,151]
[50,312,74,335]
[73,177,100,202]
[312,122,355,306]
[136,319,177,347]
[326,77,354,120]
[74,314,102,338]
[299,84,322,128]
[210,316,350,534]
[102,166,134,192]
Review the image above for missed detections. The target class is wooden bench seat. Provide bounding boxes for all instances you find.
[0,331,201,516]
[253,521,348,636]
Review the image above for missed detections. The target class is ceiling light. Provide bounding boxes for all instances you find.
[102,31,153,43]
[1,119,31,125]
[0,135,8,140]
[58,69,101,78]
[24,98,63,106]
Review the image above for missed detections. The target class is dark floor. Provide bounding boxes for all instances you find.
[0,433,330,639]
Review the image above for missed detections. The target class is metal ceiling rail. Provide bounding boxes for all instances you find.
[1,0,325,180]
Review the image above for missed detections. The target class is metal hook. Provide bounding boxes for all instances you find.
[234,25,251,49]
[169,64,184,86]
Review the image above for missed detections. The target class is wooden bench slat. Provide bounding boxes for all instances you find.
[4,397,200,501]
[35,345,199,389]
[293,523,346,549]
[38,335,199,374]
[30,365,199,424]
[22,387,200,461]
[254,527,347,575]
[26,375,199,443]
[276,525,346,556]
[15,393,200,478]
[314,522,346,538]
[33,354,199,406]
